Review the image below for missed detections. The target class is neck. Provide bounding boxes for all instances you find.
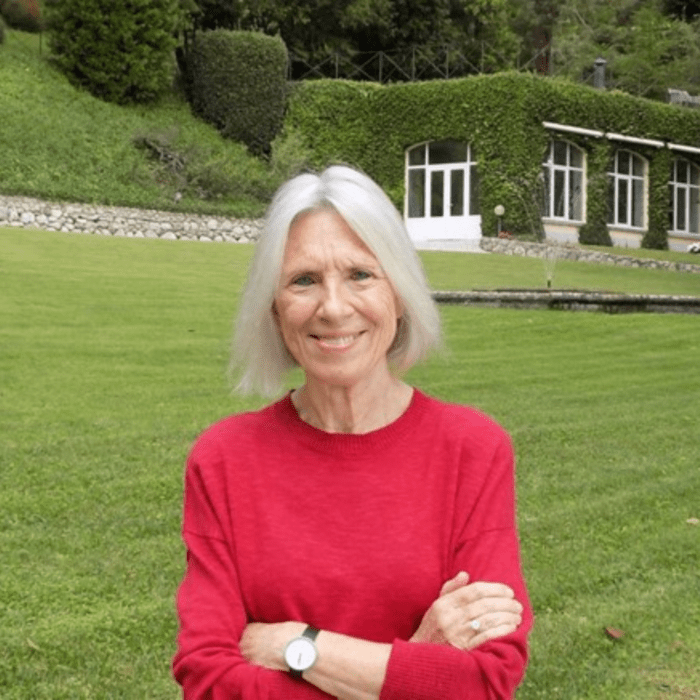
[292,376,413,434]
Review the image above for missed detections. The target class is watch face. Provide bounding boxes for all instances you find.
[284,637,317,671]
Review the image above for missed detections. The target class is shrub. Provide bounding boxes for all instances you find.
[187,29,288,155]
[0,0,42,32]
[45,0,184,104]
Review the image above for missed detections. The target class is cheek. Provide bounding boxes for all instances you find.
[273,297,312,336]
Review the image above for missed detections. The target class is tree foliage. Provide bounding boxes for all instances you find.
[45,0,184,105]
[185,0,520,78]
[550,0,700,99]
[183,0,700,100]
[0,0,42,32]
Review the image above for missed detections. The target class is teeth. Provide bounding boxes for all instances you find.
[315,334,357,346]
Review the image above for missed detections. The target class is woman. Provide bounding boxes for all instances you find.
[173,165,532,699]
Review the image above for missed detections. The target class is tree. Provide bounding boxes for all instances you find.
[547,0,700,98]
[46,0,185,104]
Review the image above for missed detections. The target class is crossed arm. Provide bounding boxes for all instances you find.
[240,571,524,700]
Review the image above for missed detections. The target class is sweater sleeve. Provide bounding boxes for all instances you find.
[172,448,334,700]
[379,426,533,700]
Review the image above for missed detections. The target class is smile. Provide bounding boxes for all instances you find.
[310,332,364,349]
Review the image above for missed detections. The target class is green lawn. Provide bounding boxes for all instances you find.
[1,229,699,699]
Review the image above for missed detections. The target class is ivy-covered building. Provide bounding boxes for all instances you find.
[280,72,700,251]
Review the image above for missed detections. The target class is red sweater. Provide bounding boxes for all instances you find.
[173,389,532,699]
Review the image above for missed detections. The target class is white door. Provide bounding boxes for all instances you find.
[405,141,481,244]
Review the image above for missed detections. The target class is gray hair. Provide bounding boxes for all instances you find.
[232,165,441,397]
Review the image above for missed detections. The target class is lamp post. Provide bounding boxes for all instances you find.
[494,204,505,236]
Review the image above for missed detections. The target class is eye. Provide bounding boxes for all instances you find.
[351,269,372,281]
[292,274,315,287]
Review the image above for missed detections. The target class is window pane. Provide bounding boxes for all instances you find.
[429,140,467,164]
[543,167,552,217]
[618,152,629,175]
[570,170,582,220]
[570,146,583,168]
[632,178,644,227]
[450,170,464,216]
[469,144,477,162]
[668,184,675,230]
[607,177,615,223]
[676,187,687,231]
[431,171,444,217]
[553,141,567,165]
[408,146,425,166]
[469,164,480,215]
[408,170,425,218]
[690,187,699,233]
[691,163,700,186]
[618,179,628,224]
[632,155,644,177]
[677,159,688,183]
[554,169,565,218]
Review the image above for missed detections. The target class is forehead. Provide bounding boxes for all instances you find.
[283,209,377,265]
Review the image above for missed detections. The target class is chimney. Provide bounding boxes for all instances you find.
[593,58,607,89]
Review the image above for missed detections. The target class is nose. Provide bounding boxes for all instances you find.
[318,277,352,321]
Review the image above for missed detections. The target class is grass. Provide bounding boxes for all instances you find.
[2,227,699,699]
[0,32,278,216]
[420,249,700,296]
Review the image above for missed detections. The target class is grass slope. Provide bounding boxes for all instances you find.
[2,229,699,698]
[0,32,275,216]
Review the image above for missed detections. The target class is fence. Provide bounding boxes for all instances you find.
[288,43,552,83]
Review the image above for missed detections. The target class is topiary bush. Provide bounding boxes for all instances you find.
[0,0,42,33]
[45,0,183,104]
[187,29,288,156]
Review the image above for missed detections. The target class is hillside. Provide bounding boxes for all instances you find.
[0,31,276,217]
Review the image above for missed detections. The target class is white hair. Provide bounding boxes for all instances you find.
[232,165,441,397]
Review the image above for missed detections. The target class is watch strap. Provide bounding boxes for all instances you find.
[303,626,320,642]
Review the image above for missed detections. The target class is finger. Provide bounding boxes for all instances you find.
[439,571,470,597]
[452,581,516,604]
[464,596,524,620]
[465,621,520,650]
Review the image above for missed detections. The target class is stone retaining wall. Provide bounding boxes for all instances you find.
[2,194,700,274]
[479,237,700,274]
[433,289,700,314]
[0,194,263,243]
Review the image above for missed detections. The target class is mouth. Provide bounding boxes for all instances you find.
[309,332,364,349]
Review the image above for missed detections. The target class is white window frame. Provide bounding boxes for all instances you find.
[669,157,700,236]
[607,150,647,230]
[542,140,585,223]
[405,141,479,220]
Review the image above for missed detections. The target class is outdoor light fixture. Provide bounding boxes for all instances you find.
[494,204,505,235]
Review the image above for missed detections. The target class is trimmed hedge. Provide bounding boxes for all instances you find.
[280,72,700,247]
[188,30,288,156]
[46,0,182,105]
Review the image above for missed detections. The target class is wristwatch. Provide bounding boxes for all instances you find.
[284,625,319,678]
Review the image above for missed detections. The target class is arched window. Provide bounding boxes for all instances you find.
[542,140,584,222]
[406,141,479,220]
[607,150,646,229]
[669,157,700,235]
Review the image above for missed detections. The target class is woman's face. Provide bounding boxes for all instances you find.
[273,208,403,390]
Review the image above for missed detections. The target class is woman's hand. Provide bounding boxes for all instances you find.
[240,621,306,671]
[410,571,523,651]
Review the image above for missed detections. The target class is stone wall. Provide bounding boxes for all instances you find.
[0,194,263,243]
[479,237,700,274]
[2,193,699,274]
